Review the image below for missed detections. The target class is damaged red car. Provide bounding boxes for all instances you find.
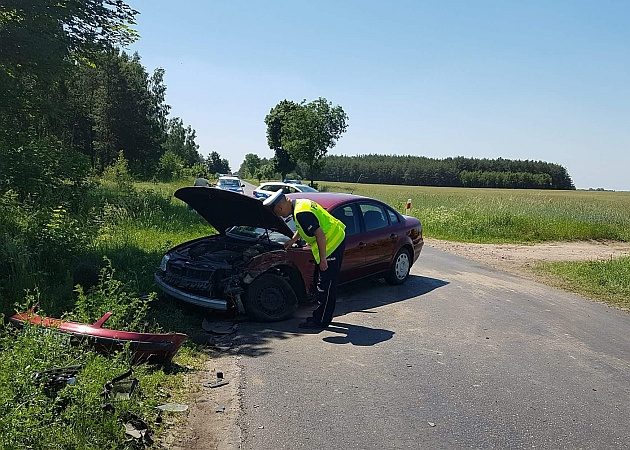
[154,187,423,321]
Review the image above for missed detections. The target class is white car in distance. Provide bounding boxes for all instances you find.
[253,182,318,200]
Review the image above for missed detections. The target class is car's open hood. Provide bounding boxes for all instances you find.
[175,187,293,236]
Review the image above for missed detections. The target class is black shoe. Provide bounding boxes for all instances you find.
[298,319,324,330]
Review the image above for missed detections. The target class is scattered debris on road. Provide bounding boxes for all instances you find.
[202,318,238,335]
[203,369,230,388]
[428,422,436,427]
[156,403,189,412]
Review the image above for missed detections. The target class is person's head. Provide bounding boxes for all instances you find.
[263,190,292,218]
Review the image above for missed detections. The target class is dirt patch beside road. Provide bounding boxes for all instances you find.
[426,238,630,275]
[163,350,241,450]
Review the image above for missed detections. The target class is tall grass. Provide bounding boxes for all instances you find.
[0,178,207,448]
[536,257,630,309]
[322,182,630,243]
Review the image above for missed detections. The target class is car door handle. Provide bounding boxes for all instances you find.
[358,242,367,248]
[390,234,398,239]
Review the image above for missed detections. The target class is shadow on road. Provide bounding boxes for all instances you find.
[336,274,449,315]
[201,274,448,357]
[323,321,394,346]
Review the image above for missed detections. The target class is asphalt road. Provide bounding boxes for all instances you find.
[242,180,257,197]
[232,246,630,449]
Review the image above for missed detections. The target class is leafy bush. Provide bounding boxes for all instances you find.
[0,137,92,204]
[156,150,185,181]
[69,258,155,332]
[103,151,134,192]
[36,205,88,270]
[181,162,208,179]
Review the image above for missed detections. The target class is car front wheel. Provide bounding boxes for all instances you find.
[245,273,297,322]
[386,248,411,285]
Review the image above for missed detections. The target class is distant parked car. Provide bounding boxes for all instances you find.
[216,176,245,194]
[154,189,424,321]
[283,179,302,184]
[253,182,318,200]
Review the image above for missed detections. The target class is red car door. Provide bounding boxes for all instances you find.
[331,203,365,283]
[357,202,398,273]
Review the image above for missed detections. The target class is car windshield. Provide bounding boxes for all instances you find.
[226,217,296,244]
[218,179,240,187]
[295,184,318,192]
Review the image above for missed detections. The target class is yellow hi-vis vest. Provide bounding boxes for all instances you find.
[293,199,346,264]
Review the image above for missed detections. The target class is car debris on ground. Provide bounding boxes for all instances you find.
[10,306,187,364]
[203,370,229,389]
[33,365,82,398]
[102,369,138,402]
[156,403,189,412]
[202,318,237,335]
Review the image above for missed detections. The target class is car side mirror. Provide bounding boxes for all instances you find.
[241,183,245,187]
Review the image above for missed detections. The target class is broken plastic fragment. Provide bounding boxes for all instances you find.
[122,414,153,445]
[204,379,229,389]
[202,318,237,335]
[156,403,189,412]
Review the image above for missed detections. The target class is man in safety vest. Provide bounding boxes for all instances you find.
[264,190,346,330]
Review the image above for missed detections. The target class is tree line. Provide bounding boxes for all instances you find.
[318,155,575,189]
[0,0,231,204]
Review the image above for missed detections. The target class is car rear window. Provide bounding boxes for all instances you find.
[387,207,400,224]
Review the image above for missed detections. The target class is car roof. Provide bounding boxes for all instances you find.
[258,182,289,188]
[285,192,369,210]
[219,176,240,180]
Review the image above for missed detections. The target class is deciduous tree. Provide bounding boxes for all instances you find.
[280,98,348,186]
[264,100,299,180]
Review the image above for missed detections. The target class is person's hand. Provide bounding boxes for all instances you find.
[319,259,328,272]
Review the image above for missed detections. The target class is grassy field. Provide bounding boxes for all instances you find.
[320,181,630,243]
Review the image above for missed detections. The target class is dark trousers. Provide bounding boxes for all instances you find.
[312,239,346,327]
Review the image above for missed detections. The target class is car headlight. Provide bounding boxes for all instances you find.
[159,254,170,272]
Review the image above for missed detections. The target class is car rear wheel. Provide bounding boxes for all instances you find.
[245,273,297,322]
[386,248,411,285]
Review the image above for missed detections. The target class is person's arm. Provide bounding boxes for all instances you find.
[284,231,300,250]
[314,228,328,271]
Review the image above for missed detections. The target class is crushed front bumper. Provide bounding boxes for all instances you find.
[154,273,228,310]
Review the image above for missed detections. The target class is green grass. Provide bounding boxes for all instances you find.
[536,257,630,309]
[321,182,630,243]
[0,178,212,448]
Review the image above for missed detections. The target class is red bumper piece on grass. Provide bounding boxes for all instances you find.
[10,308,187,364]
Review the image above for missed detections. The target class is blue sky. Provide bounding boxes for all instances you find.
[128,0,630,190]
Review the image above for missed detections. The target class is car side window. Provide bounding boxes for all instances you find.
[332,204,360,236]
[359,203,389,231]
[386,207,400,224]
[282,186,297,194]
